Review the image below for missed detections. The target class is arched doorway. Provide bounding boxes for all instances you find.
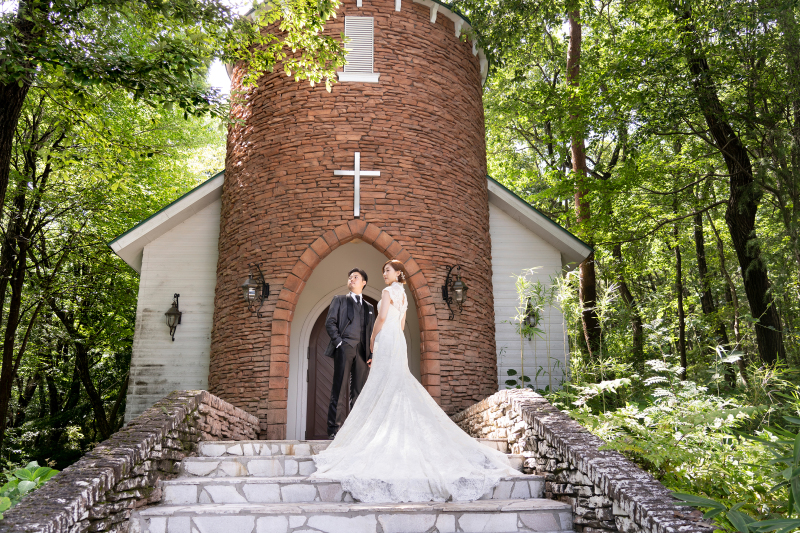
[286,241,421,440]
[304,294,379,440]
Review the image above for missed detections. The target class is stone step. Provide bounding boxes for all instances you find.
[161,475,545,504]
[180,455,316,478]
[197,438,509,457]
[130,499,574,533]
[197,440,329,458]
[181,453,525,478]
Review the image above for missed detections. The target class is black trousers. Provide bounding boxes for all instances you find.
[327,341,369,437]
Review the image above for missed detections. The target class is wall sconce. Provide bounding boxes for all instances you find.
[442,265,468,320]
[165,293,182,341]
[241,263,269,318]
[523,298,541,340]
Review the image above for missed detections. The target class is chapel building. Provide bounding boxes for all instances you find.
[110,0,592,438]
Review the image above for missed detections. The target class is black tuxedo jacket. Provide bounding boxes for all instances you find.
[324,294,375,360]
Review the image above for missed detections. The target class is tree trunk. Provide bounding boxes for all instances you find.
[612,244,644,364]
[674,3,785,364]
[0,186,29,450]
[694,211,735,384]
[694,211,730,345]
[47,299,114,439]
[0,83,30,218]
[707,211,749,385]
[674,220,687,373]
[567,5,601,358]
[0,3,41,215]
[74,343,113,439]
[13,372,40,428]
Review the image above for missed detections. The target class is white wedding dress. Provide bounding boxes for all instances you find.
[311,282,519,503]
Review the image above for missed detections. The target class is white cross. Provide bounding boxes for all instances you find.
[334,152,380,218]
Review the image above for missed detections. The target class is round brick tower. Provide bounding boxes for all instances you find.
[210,0,496,438]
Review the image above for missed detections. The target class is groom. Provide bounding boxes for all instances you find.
[324,268,375,439]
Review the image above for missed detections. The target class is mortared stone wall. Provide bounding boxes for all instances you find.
[210,0,497,438]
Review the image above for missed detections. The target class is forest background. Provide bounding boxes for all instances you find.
[1,0,799,530]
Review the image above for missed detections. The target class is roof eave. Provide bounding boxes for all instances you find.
[486,176,593,269]
[109,172,225,273]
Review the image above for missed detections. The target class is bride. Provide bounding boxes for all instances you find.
[310,259,519,503]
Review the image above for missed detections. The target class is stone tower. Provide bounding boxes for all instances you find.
[209,0,496,438]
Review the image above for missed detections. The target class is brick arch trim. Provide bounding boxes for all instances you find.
[267,220,440,437]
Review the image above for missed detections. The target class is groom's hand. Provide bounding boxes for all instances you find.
[367,358,372,368]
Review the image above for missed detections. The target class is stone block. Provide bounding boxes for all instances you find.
[510,480,531,499]
[519,512,559,531]
[306,514,377,533]
[243,483,282,503]
[436,514,456,533]
[317,483,344,502]
[284,459,299,476]
[163,484,198,504]
[219,460,248,477]
[280,484,317,502]
[458,513,517,533]
[200,444,226,457]
[204,485,248,503]
[298,460,316,476]
[149,516,167,533]
[289,516,307,528]
[492,481,513,499]
[248,460,284,476]
[167,516,191,533]
[256,516,289,533]
[378,513,437,533]
[183,461,220,477]
[193,515,255,533]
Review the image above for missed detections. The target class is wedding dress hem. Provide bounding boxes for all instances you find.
[310,282,520,503]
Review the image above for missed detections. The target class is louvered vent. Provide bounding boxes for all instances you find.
[344,17,374,73]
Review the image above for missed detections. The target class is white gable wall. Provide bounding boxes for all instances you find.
[489,203,568,392]
[124,200,221,421]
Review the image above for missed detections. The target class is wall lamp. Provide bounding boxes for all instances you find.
[242,263,269,318]
[165,293,182,341]
[442,265,468,320]
[523,298,541,340]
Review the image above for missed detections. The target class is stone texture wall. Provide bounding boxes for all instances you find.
[452,390,715,533]
[0,390,258,533]
[211,0,498,439]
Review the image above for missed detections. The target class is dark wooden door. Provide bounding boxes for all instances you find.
[305,295,377,440]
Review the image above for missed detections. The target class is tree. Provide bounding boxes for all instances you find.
[566,3,601,358]
[0,77,225,456]
[667,0,785,364]
[0,0,347,215]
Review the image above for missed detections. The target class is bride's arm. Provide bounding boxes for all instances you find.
[400,312,406,331]
[370,290,392,352]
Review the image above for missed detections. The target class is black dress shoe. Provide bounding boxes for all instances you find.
[328,433,337,440]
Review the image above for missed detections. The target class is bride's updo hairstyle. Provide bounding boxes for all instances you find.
[383,259,409,284]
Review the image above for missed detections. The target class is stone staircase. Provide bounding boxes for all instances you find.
[129,439,574,533]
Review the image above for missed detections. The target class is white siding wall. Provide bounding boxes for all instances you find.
[124,200,221,421]
[489,204,568,392]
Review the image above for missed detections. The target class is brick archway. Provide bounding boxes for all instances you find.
[266,220,440,438]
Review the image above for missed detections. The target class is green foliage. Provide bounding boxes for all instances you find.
[545,273,800,529]
[1,0,347,116]
[0,75,225,466]
[504,368,533,389]
[0,461,59,518]
[674,419,800,533]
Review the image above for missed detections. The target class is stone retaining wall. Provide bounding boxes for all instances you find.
[0,390,258,533]
[452,389,714,533]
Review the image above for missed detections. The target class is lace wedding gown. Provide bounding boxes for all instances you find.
[311,282,519,503]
